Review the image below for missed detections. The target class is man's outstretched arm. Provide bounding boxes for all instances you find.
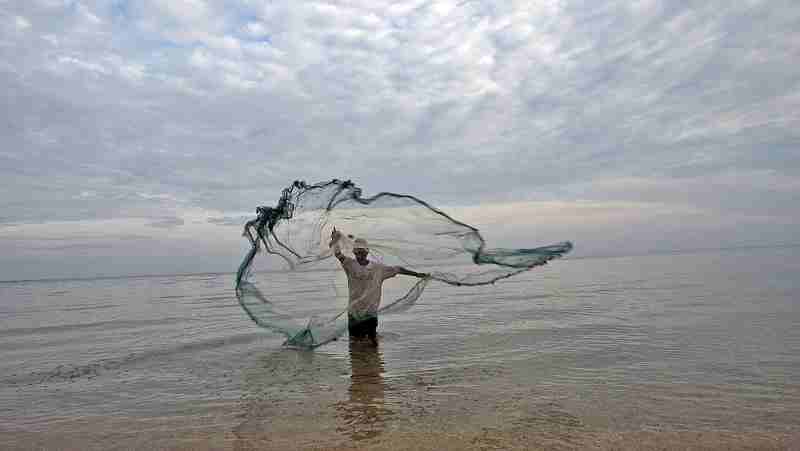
[397,267,430,278]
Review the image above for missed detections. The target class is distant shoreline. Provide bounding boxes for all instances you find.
[2,241,797,284]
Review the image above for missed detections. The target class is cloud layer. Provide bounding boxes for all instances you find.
[1,0,799,278]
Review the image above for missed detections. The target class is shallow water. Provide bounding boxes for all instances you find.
[1,246,798,447]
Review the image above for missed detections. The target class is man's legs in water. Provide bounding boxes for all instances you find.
[348,314,378,344]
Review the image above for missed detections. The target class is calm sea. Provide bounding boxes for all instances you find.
[1,246,798,447]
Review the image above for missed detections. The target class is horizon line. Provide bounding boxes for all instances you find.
[1,241,797,284]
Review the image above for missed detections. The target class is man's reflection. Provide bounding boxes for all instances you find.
[336,339,392,441]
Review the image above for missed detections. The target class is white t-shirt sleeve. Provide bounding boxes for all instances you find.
[381,264,400,280]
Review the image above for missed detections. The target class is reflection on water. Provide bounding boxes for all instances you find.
[232,347,349,449]
[336,338,392,442]
[231,341,396,448]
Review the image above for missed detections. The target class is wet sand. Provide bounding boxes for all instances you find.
[3,328,798,450]
[2,423,797,451]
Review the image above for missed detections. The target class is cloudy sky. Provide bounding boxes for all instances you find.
[1,0,798,280]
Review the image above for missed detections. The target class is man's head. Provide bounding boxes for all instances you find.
[353,238,369,261]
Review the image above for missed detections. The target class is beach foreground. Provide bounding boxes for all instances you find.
[2,424,798,451]
[2,248,798,450]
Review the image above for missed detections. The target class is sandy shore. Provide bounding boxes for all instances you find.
[2,429,798,451]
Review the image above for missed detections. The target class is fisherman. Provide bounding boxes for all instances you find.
[330,228,428,343]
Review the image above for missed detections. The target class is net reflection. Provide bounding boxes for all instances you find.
[335,339,393,442]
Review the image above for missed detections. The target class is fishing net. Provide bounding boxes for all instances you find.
[235,179,572,348]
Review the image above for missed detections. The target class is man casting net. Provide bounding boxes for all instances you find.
[235,179,573,348]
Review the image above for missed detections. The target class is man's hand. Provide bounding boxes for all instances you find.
[329,227,343,248]
[330,227,347,263]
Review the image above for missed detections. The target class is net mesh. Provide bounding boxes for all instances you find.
[235,179,572,348]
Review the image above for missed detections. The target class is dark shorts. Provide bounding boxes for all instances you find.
[348,314,378,340]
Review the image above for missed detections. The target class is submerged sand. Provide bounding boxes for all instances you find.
[2,428,798,450]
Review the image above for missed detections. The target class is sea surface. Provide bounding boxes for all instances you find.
[1,246,798,449]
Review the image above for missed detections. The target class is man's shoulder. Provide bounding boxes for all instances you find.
[375,262,400,275]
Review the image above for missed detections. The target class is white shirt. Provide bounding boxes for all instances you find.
[339,256,399,318]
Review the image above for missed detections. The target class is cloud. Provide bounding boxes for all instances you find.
[14,15,31,31]
[0,0,798,277]
[148,217,185,229]
[207,215,251,226]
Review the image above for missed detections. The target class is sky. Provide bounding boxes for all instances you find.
[1,0,798,280]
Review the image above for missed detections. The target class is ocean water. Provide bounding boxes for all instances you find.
[1,246,798,448]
